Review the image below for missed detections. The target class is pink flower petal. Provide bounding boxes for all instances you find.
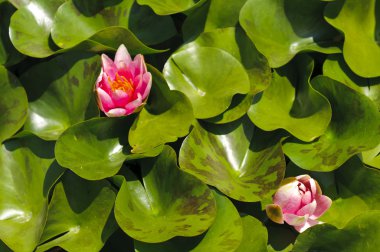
[296,200,317,216]
[283,213,308,226]
[294,219,321,233]
[96,88,114,112]
[110,89,131,107]
[273,181,302,214]
[124,94,143,115]
[301,191,312,206]
[97,72,112,94]
[106,108,127,117]
[101,54,117,79]
[132,54,146,77]
[141,72,152,100]
[114,44,132,70]
[310,195,332,219]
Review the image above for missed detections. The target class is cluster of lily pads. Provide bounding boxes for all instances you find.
[1,0,380,251]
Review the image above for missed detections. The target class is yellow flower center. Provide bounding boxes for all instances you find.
[109,73,134,96]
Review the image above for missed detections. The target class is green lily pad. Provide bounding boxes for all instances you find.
[0,136,64,251]
[293,211,380,251]
[0,2,24,66]
[137,0,205,15]
[134,190,243,252]
[128,2,177,45]
[284,76,380,171]
[179,27,271,124]
[248,55,332,142]
[129,66,193,154]
[55,117,162,180]
[236,215,268,252]
[179,117,286,202]
[0,66,28,143]
[114,146,216,243]
[191,191,243,252]
[361,144,380,169]
[182,0,248,40]
[240,0,341,68]
[323,54,380,110]
[9,0,65,58]
[163,47,250,119]
[21,52,100,140]
[324,0,380,77]
[36,172,117,252]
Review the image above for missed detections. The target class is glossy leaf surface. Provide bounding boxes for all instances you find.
[179,118,286,202]
[325,0,380,77]
[0,137,63,251]
[164,47,250,119]
[284,76,380,171]
[240,0,340,67]
[21,52,100,140]
[36,172,117,252]
[115,146,216,243]
[0,66,27,143]
[129,66,193,153]
[248,55,331,142]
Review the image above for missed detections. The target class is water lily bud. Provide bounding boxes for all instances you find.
[95,44,152,117]
[266,175,332,233]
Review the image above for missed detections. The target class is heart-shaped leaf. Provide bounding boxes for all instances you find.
[283,76,380,171]
[293,211,380,251]
[324,0,380,77]
[21,52,100,140]
[55,117,162,180]
[0,66,27,143]
[0,136,64,251]
[240,0,341,68]
[179,117,286,202]
[129,66,193,153]
[137,0,206,15]
[36,172,117,252]
[114,146,217,243]
[9,0,65,57]
[163,47,250,119]
[248,55,332,142]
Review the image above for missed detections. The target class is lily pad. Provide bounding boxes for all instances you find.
[293,211,380,251]
[179,117,286,202]
[21,52,100,140]
[324,0,380,77]
[179,27,271,124]
[236,215,268,252]
[55,117,162,180]
[191,191,243,252]
[163,47,250,119]
[283,76,380,171]
[323,54,380,110]
[129,66,193,153]
[114,146,217,243]
[248,55,332,142]
[0,136,63,251]
[137,0,205,15]
[240,0,341,68]
[0,2,24,66]
[36,172,117,252]
[9,0,65,57]
[0,66,28,143]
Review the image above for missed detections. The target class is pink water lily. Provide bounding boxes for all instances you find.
[95,44,152,117]
[266,175,332,233]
